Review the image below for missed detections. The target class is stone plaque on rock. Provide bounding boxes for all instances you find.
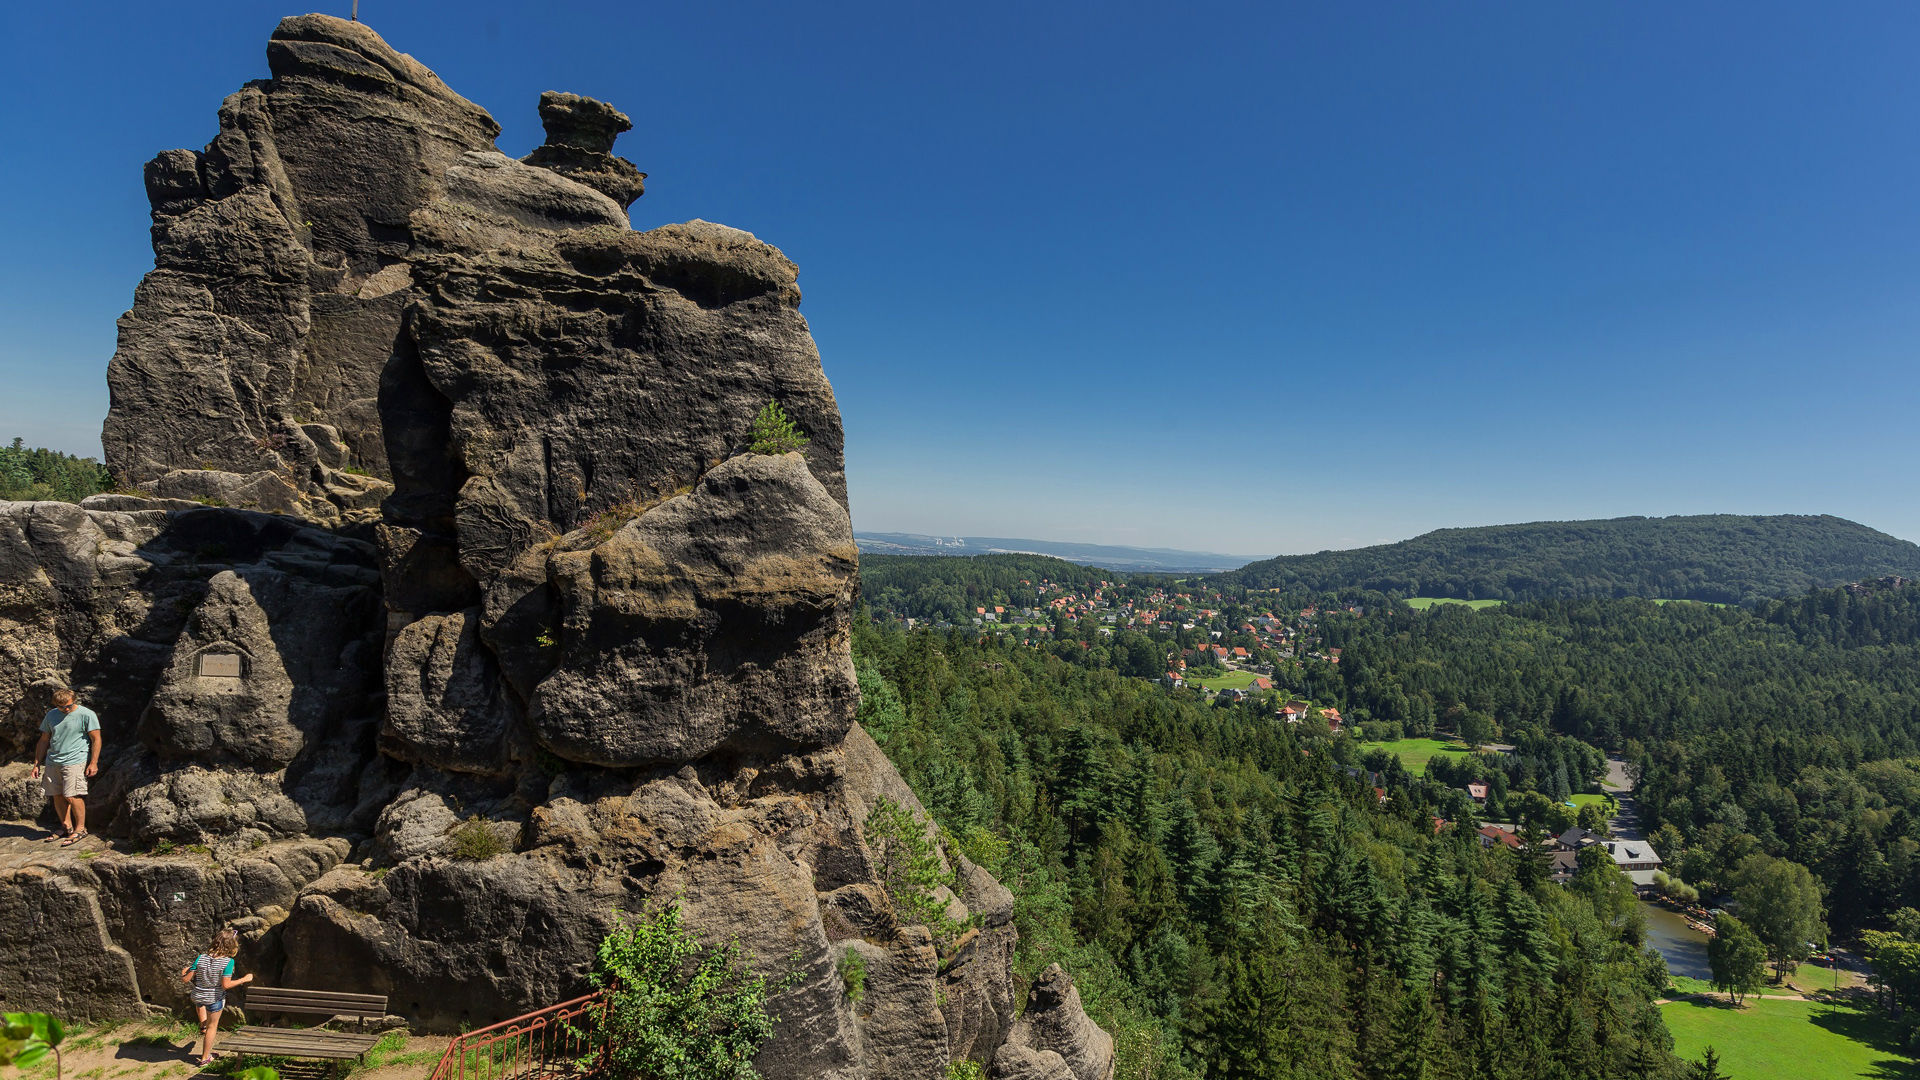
[197,653,244,679]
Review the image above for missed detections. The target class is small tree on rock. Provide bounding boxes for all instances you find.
[749,402,808,455]
[591,901,794,1080]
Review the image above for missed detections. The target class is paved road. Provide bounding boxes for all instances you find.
[1603,755,1632,792]
[1603,756,1648,840]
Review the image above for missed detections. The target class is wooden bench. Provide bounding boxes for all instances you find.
[217,986,389,1063]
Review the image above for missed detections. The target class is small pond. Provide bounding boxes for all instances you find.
[1640,902,1711,981]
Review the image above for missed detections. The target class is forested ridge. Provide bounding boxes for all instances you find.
[1296,584,1920,936]
[860,553,1121,624]
[1215,514,1920,604]
[855,618,1686,1079]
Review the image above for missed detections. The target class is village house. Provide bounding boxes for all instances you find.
[1280,701,1310,723]
[1466,782,1488,804]
[1555,827,1604,851]
[1603,840,1664,891]
[1548,850,1580,884]
[1163,672,1185,689]
[1477,824,1524,852]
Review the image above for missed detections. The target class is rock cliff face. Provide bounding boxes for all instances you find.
[4,14,1110,1080]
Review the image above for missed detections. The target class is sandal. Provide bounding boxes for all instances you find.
[59,829,88,847]
[44,828,69,843]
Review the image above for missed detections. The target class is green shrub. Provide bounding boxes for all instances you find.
[748,402,808,455]
[946,1062,987,1080]
[836,950,867,1002]
[590,902,796,1080]
[447,816,511,861]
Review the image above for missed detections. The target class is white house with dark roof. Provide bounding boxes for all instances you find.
[1604,839,1663,889]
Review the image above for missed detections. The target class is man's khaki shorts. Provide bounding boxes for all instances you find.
[42,763,88,798]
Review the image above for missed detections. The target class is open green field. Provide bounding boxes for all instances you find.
[1188,670,1260,691]
[1787,960,1869,993]
[1569,793,1611,810]
[1363,737,1473,771]
[1661,996,1920,1079]
[1404,597,1505,610]
[1651,598,1733,608]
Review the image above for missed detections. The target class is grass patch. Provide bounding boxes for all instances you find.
[1185,670,1260,691]
[1404,597,1504,610]
[1363,737,1472,771]
[1665,974,1717,996]
[1651,598,1732,608]
[1661,995,1920,1079]
[447,816,513,861]
[1569,793,1611,809]
[1786,960,1867,994]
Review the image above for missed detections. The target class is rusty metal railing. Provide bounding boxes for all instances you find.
[429,990,611,1080]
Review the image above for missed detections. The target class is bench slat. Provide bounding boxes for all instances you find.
[221,1030,382,1046]
[220,1030,378,1045]
[218,1031,382,1060]
[243,985,388,1018]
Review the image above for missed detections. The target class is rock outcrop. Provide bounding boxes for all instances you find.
[5,13,1110,1080]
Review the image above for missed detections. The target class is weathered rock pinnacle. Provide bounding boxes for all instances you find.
[6,14,1111,1080]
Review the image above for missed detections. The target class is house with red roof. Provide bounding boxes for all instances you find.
[1477,825,1523,852]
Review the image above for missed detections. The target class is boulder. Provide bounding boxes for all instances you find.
[516,453,858,768]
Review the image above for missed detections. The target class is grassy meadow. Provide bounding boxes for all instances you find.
[1404,597,1506,610]
[1186,670,1261,691]
[1661,996,1920,1080]
[1363,736,1473,771]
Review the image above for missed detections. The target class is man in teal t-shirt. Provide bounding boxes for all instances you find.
[30,688,101,846]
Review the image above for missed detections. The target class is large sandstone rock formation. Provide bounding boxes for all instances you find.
[3,14,1111,1080]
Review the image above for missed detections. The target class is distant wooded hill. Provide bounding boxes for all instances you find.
[1214,514,1920,604]
[853,532,1256,573]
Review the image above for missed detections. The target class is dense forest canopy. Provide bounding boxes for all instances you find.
[860,552,1126,624]
[0,438,112,502]
[855,618,1686,1079]
[1214,514,1920,604]
[1302,582,1920,935]
[859,542,1920,1072]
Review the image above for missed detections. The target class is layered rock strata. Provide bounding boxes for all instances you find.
[4,13,1110,1080]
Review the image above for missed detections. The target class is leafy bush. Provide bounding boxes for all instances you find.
[748,402,808,455]
[447,816,512,861]
[945,1062,987,1080]
[1,1012,64,1079]
[591,902,795,1080]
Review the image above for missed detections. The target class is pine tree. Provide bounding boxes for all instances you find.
[748,400,809,454]
[1692,1046,1728,1080]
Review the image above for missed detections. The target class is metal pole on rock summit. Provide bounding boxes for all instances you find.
[351,1,359,21]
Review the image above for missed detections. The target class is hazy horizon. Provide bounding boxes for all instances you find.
[4,1,1917,553]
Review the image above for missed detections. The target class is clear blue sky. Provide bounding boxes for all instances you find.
[3,2,1916,556]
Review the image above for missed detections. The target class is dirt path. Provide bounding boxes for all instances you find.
[15,1020,451,1080]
